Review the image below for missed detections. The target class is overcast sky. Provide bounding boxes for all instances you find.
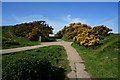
[2,2,118,33]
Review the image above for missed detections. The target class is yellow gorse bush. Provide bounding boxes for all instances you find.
[13,21,54,41]
[57,23,112,47]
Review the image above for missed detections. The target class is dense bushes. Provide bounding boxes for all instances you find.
[57,23,91,39]
[2,57,51,80]
[41,37,56,42]
[13,21,54,41]
[73,30,100,47]
[57,23,112,47]
[2,57,66,80]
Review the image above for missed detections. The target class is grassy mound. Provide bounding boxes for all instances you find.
[2,26,40,49]
[72,33,119,78]
[2,45,71,80]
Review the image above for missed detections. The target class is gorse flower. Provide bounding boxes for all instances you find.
[57,22,112,47]
[13,21,54,41]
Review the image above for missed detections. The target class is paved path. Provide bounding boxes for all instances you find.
[58,40,90,79]
[1,42,62,54]
[0,39,90,79]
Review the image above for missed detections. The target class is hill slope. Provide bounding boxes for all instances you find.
[2,26,40,49]
[72,33,119,78]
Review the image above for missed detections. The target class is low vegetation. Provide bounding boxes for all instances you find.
[61,36,72,42]
[72,34,119,78]
[2,45,71,80]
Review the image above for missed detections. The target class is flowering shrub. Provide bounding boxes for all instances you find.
[57,23,91,39]
[13,21,53,41]
[73,30,100,47]
[57,23,112,47]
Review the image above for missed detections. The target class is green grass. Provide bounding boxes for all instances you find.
[2,45,71,80]
[2,26,40,49]
[72,33,119,78]
[61,36,72,42]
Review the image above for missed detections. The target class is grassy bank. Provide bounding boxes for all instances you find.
[2,26,40,49]
[61,36,72,42]
[2,45,71,80]
[72,34,119,78]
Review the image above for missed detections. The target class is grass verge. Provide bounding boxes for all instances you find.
[2,45,71,80]
[72,34,119,78]
[61,36,72,42]
[2,26,40,49]
[2,37,40,49]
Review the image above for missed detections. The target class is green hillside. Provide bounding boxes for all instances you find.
[2,26,40,49]
[72,33,119,78]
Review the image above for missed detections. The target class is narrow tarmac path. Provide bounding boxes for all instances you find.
[1,42,62,54]
[0,39,90,79]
